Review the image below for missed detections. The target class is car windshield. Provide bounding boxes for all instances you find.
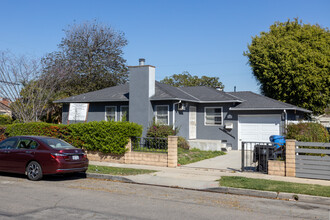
[40,138,76,149]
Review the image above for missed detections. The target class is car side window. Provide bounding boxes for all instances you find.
[18,139,39,150]
[0,139,18,149]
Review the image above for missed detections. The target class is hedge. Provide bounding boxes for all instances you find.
[286,122,329,142]
[0,115,12,125]
[3,121,142,155]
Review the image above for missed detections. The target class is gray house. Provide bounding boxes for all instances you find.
[55,59,311,150]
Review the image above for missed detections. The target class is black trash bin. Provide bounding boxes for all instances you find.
[253,145,275,173]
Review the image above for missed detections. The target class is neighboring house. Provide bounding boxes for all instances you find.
[54,59,311,150]
[0,101,11,116]
[315,114,330,128]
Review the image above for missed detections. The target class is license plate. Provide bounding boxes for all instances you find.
[72,155,79,160]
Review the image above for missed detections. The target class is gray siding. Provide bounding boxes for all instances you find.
[62,102,129,125]
[174,103,190,139]
[195,103,237,149]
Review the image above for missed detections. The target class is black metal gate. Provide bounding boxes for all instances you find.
[241,142,276,173]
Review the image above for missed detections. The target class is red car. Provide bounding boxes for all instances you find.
[0,136,89,181]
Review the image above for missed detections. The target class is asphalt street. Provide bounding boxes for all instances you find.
[0,173,329,220]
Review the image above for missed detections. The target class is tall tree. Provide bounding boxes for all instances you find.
[43,21,128,96]
[160,71,224,89]
[244,18,330,114]
[0,51,63,122]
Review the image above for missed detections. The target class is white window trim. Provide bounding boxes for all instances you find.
[105,106,117,121]
[204,107,223,126]
[155,105,170,125]
[120,105,129,121]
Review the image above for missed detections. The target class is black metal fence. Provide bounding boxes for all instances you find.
[131,137,168,153]
[241,142,284,173]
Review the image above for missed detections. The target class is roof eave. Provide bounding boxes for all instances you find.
[150,98,242,103]
[229,107,312,113]
[53,99,129,104]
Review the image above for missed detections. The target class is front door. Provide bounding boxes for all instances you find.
[189,105,197,139]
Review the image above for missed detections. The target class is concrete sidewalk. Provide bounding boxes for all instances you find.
[183,151,241,171]
[89,160,330,189]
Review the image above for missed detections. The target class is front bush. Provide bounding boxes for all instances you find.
[286,122,329,142]
[69,121,142,154]
[146,122,177,138]
[5,121,143,155]
[0,115,13,125]
[146,121,190,149]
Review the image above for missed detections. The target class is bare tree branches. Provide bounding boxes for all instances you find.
[0,51,64,122]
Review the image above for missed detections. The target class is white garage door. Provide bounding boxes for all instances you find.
[238,115,281,150]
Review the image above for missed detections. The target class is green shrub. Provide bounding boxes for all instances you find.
[146,121,178,138]
[0,115,12,125]
[69,121,142,154]
[286,122,329,142]
[178,136,190,149]
[5,121,142,155]
[146,121,189,150]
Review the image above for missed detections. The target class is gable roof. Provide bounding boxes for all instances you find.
[228,91,311,113]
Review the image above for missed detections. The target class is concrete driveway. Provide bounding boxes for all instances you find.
[182,150,241,171]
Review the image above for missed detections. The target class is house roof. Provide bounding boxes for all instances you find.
[54,83,311,113]
[0,102,10,111]
[228,91,311,113]
[54,84,130,103]
[151,82,242,103]
[54,82,242,104]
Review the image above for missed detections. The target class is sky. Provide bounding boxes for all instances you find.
[0,0,329,93]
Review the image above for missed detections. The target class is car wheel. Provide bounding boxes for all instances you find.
[26,161,43,181]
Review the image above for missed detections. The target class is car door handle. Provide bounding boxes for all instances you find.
[25,151,33,154]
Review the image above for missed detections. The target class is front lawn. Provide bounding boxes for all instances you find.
[219,176,330,197]
[87,165,157,176]
[178,148,225,165]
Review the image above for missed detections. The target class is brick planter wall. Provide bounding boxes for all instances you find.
[268,160,285,176]
[87,136,178,167]
[86,151,125,163]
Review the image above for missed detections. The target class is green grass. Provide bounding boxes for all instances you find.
[219,176,330,197]
[87,165,157,176]
[178,148,225,165]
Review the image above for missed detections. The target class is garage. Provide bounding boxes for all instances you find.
[238,115,281,150]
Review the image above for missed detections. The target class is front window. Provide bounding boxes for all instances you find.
[105,106,117,121]
[205,107,222,125]
[156,105,169,125]
[120,106,129,121]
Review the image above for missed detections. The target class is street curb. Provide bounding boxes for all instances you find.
[206,187,330,205]
[86,173,330,206]
[206,187,278,199]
